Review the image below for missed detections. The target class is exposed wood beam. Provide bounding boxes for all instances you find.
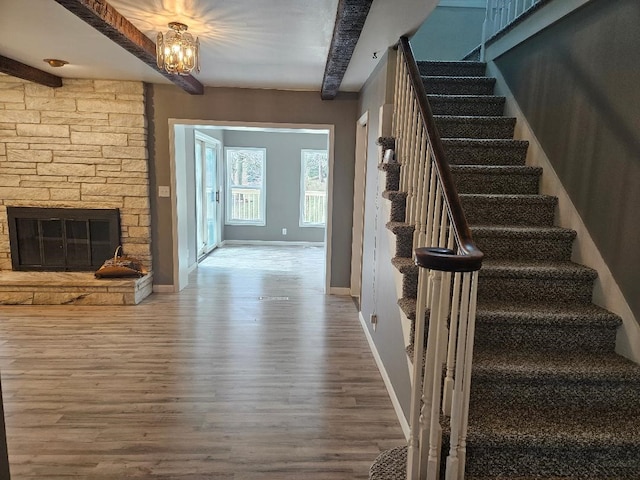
[52,0,204,95]
[0,55,63,88]
[321,0,373,100]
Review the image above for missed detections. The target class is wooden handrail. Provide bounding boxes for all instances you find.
[398,36,483,273]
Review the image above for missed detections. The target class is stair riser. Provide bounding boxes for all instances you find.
[465,445,639,478]
[436,119,515,139]
[471,380,640,410]
[454,172,540,195]
[423,79,495,96]
[429,99,505,117]
[389,195,406,223]
[474,323,617,352]
[444,144,528,166]
[418,62,486,77]
[381,165,400,191]
[473,235,574,261]
[402,273,418,299]
[478,276,594,304]
[394,230,413,258]
[462,199,556,226]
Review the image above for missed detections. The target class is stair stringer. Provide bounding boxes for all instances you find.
[487,60,640,364]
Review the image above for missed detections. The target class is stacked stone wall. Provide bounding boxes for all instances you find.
[0,75,151,270]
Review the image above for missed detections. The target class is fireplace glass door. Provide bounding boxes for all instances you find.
[7,207,120,271]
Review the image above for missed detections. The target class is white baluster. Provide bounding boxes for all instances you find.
[445,272,472,480]
[407,265,430,480]
[413,132,428,251]
[458,271,479,480]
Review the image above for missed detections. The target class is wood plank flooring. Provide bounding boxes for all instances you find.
[0,245,405,479]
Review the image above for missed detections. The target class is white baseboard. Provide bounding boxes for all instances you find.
[488,61,640,364]
[359,312,410,440]
[329,287,351,295]
[221,240,324,247]
[153,284,175,293]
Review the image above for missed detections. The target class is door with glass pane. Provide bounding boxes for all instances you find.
[195,134,221,259]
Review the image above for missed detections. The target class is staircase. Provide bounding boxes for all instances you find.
[370,58,640,478]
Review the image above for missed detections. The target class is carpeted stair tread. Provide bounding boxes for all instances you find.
[369,445,406,480]
[480,259,597,281]
[385,221,413,234]
[467,399,640,446]
[452,165,542,194]
[461,193,557,226]
[417,60,486,77]
[428,94,505,116]
[381,190,405,201]
[450,164,541,175]
[474,300,620,352]
[471,225,576,261]
[471,224,576,239]
[398,296,416,320]
[461,193,557,202]
[435,115,516,139]
[472,349,640,383]
[442,138,529,166]
[378,162,400,173]
[390,256,418,275]
[476,300,621,327]
[422,76,496,95]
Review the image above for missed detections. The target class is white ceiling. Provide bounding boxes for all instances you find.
[0,0,436,93]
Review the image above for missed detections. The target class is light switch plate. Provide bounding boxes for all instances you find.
[158,185,170,197]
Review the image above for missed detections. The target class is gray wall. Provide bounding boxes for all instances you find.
[358,50,411,419]
[411,5,485,61]
[496,0,640,322]
[147,86,358,288]
[223,130,327,242]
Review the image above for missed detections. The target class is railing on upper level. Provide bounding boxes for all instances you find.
[229,188,261,222]
[302,191,327,225]
[481,0,543,60]
[393,37,484,479]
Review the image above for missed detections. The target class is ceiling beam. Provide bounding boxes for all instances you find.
[52,0,204,95]
[0,55,63,88]
[321,0,373,100]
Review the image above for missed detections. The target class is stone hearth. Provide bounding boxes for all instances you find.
[0,271,153,305]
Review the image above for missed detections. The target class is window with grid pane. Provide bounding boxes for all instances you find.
[300,150,328,226]
[225,147,266,225]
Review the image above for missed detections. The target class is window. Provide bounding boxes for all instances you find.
[225,147,266,225]
[300,149,328,226]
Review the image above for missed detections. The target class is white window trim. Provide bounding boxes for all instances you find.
[225,147,266,226]
[299,149,328,228]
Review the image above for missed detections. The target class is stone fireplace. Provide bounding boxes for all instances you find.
[0,75,153,305]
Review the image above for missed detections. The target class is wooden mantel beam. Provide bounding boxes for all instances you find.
[320,0,373,100]
[52,0,204,95]
[0,55,63,88]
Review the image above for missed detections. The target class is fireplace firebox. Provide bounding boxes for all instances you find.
[7,207,121,271]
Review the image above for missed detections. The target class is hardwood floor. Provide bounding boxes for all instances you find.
[0,245,405,479]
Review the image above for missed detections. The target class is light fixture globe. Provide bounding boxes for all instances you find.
[156,22,200,75]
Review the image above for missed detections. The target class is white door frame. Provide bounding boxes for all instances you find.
[350,112,369,298]
[168,120,335,294]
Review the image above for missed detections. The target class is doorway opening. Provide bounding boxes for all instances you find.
[169,121,334,294]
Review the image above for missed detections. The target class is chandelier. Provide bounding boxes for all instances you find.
[156,22,200,75]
